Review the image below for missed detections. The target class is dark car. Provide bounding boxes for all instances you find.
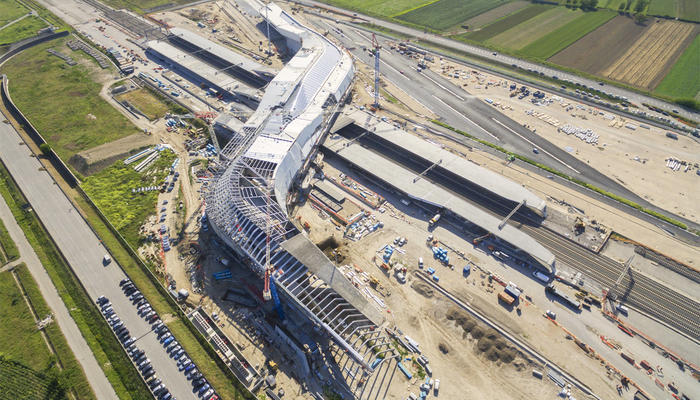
[119,278,130,287]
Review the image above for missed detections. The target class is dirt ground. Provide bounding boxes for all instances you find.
[601,20,697,90]
[422,53,700,227]
[69,133,154,176]
[548,15,651,75]
[464,81,700,225]
[295,159,627,400]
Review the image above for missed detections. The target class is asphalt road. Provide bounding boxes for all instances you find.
[300,0,700,122]
[310,18,699,236]
[0,111,201,400]
[334,125,700,342]
[0,194,119,400]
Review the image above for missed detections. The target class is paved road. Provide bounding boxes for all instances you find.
[300,0,700,123]
[0,190,118,399]
[334,125,700,342]
[312,19,699,235]
[0,111,200,400]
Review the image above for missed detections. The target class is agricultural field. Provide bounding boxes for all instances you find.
[519,10,616,59]
[1,37,139,162]
[647,0,700,22]
[0,15,47,45]
[82,149,176,246]
[0,0,27,25]
[0,217,19,264]
[320,0,432,17]
[458,4,551,42]
[548,15,650,75]
[654,34,700,99]
[0,357,66,400]
[601,20,696,90]
[396,0,513,31]
[460,1,530,30]
[487,7,584,50]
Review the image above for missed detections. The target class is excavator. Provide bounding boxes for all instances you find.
[574,217,585,235]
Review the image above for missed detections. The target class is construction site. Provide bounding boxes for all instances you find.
[16,0,698,399]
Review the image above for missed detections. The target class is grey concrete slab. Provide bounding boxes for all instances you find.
[281,233,384,325]
[0,111,201,400]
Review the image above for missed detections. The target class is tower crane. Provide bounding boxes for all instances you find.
[371,33,380,109]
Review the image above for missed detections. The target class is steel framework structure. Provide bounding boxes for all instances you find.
[204,3,395,397]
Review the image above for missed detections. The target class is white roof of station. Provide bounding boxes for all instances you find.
[168,27,276,79]
[345,108,547,214]
[324,134,555,267]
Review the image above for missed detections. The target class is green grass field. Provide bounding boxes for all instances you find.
[320,0,432,17]
[654,34,700,99]
[397,0,512,31]
[648,0,677,17]
[520,10,616,59]
[679,0,699,21]
[0,0,28,25]
[14,264,96,399]
[0,217,19,263]
[2,37,139,161]
[0,15,46,45]
[0,269,53,371]
[459,4,551,42]
[0,161,151,400]
[117,88,169,120]
[82,149,176,247]
[487,7,582,50]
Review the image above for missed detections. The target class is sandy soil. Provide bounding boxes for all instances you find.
[294,159,628,400]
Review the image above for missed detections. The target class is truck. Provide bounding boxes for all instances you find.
[546,283,581,310]
[498,291,515,306]
[429,214,441,225]
[433,379,440,396]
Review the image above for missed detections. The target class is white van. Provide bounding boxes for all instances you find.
[103,254,111,265]
[532,270,550,283]
[434,379,440,395]
[418,257,424,269]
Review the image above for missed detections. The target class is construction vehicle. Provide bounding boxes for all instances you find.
[369,275,380,287]
[267,360,278,371]
[429,213,441,226]
[473,233,491,246]
[574,217,585,234]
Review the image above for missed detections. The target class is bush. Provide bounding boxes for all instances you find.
[39,143,51,155]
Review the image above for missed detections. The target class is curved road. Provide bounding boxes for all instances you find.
[300,0,700,122]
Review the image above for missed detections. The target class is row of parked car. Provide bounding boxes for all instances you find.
[120,278,219,400]
[119,278,174,400]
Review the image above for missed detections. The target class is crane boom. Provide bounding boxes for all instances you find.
[372,33,380,108]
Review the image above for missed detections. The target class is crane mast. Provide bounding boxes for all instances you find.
[372,33,380,109]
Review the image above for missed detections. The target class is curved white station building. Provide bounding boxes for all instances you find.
[206,2,398,395]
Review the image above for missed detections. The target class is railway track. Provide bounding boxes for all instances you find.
[332,127,700,341]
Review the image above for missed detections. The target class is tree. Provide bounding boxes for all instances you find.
[580,0,598,11]
[39,143,51,155]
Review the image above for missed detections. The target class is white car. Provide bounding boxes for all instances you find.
[103,254,111,265]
